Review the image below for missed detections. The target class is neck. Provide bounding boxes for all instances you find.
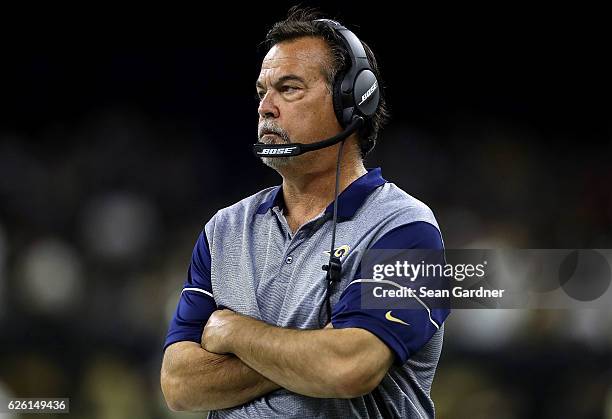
[279,154,366,232]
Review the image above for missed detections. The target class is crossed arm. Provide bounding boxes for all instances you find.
[160,341,280,411]
[160,310,393,412]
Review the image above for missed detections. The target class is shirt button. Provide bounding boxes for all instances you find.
[286,256,293,264]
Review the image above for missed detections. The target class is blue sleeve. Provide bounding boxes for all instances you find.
[164,230,217,351]
[331,221,450,365]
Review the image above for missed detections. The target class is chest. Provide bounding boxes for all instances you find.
[208,212,365,328]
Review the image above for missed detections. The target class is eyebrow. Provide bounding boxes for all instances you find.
[255,74,307,90]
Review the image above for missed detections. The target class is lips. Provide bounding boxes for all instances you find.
[260,133,282,144]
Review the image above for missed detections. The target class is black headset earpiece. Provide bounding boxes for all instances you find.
[314,19,381,127]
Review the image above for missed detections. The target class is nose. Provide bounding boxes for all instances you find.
[257,91,280,119]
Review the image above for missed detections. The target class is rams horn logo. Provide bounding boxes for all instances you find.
[323,245,350,259]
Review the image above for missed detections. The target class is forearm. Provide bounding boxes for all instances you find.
[224,319,386,398]
[161,341,281,411]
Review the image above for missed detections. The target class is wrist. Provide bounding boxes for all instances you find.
[227,314,267,356]
[224,311,250,353]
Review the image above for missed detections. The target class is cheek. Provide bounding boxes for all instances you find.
[295,95,338,129]
[293,111,335,140]
[319,93,342,128]
[278,89,340,141]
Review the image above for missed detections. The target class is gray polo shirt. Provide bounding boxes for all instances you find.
[165,167,450,418]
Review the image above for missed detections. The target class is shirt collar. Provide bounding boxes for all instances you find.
[256,167,386,220]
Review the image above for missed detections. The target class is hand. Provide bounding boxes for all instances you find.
[201,309,239,354]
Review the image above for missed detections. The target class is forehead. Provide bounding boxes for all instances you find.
[259,37,330,80]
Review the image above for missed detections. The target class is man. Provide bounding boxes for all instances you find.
[161,7,449,418]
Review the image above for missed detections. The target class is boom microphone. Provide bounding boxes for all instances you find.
[252,116,364,157]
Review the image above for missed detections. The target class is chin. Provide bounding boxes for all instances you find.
[261,156,295,170]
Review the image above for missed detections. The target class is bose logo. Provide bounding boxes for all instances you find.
[358,81,378,106]
[260,147,297,155]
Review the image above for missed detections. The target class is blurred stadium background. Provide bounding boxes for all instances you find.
[0,3,610,418]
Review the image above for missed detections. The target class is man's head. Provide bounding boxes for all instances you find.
[256,7,389,172]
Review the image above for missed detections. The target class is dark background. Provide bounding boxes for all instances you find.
[0,3,610,418]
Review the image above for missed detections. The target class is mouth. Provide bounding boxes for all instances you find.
[260,133,283,144]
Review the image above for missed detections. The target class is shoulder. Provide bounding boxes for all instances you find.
[363,182,440,231]
[218,186,278,217]
[204,186,279,234]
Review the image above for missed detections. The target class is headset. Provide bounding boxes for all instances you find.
[251,19,381,322]
[321,18,380,151]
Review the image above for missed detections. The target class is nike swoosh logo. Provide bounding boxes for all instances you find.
[385,311,410,326]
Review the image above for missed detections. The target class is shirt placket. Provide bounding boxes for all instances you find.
[272,207,329,283]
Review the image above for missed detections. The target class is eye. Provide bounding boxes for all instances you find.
[281,85,300,94]
[255,90,266,101]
